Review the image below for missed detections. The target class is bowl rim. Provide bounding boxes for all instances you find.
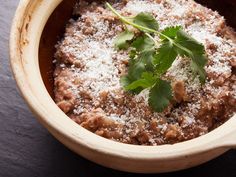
[9,0,236,162]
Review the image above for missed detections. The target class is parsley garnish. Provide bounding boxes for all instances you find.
[106,2,207,112]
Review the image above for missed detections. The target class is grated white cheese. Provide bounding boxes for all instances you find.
[54,0,236,145]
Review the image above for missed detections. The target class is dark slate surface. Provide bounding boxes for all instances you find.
[0,1,236,177]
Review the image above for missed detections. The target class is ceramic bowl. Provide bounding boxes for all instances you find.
[10,0,236,173]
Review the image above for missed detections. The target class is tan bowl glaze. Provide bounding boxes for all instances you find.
[10,0,236,173]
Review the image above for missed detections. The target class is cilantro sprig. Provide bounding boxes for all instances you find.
[106,2,207,112]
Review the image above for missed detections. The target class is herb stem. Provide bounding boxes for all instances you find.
[107,2,201,69]
[145,33,159,47]
[172,42,193,57]
[106,3,153,31]
[106,3,171,39]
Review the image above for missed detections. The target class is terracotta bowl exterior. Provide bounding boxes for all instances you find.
[10,0,236,173]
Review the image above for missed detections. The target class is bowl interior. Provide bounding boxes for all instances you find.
[39,0,76,98]
[39,0,236,98]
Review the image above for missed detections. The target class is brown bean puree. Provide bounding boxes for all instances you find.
[53,0,236,145]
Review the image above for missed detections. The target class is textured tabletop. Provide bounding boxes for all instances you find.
[0,1,236,177]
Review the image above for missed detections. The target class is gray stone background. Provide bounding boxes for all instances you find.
[0,0,235,177]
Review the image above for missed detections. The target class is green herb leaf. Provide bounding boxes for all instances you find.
[148,79,173,112]
[129,49,137,59]
[121,49,155,93]
[121,76,143,94]
[132,36,155,51]
[127,57,146,81]
[133,12,159,32]
[173,30,207,82]
[153,41,177,74]
[190,55,207,83]
[160,26,182,40]
[125,72,156,90]
[106,2,208,112]
[139,49,155,72]
[174,30,205,56]
[114,30,134,49]
[121,49,154,83]
[120,56,146,92]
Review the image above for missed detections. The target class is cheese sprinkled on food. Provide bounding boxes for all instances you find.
[53,0,236,145]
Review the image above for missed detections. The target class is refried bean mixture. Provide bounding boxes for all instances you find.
[53,0,236,145]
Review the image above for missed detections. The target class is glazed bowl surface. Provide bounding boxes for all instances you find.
[10,0,236,173]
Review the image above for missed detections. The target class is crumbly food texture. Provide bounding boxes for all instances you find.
[53,0,236,145]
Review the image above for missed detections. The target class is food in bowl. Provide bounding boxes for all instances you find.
[53,0,236,145]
